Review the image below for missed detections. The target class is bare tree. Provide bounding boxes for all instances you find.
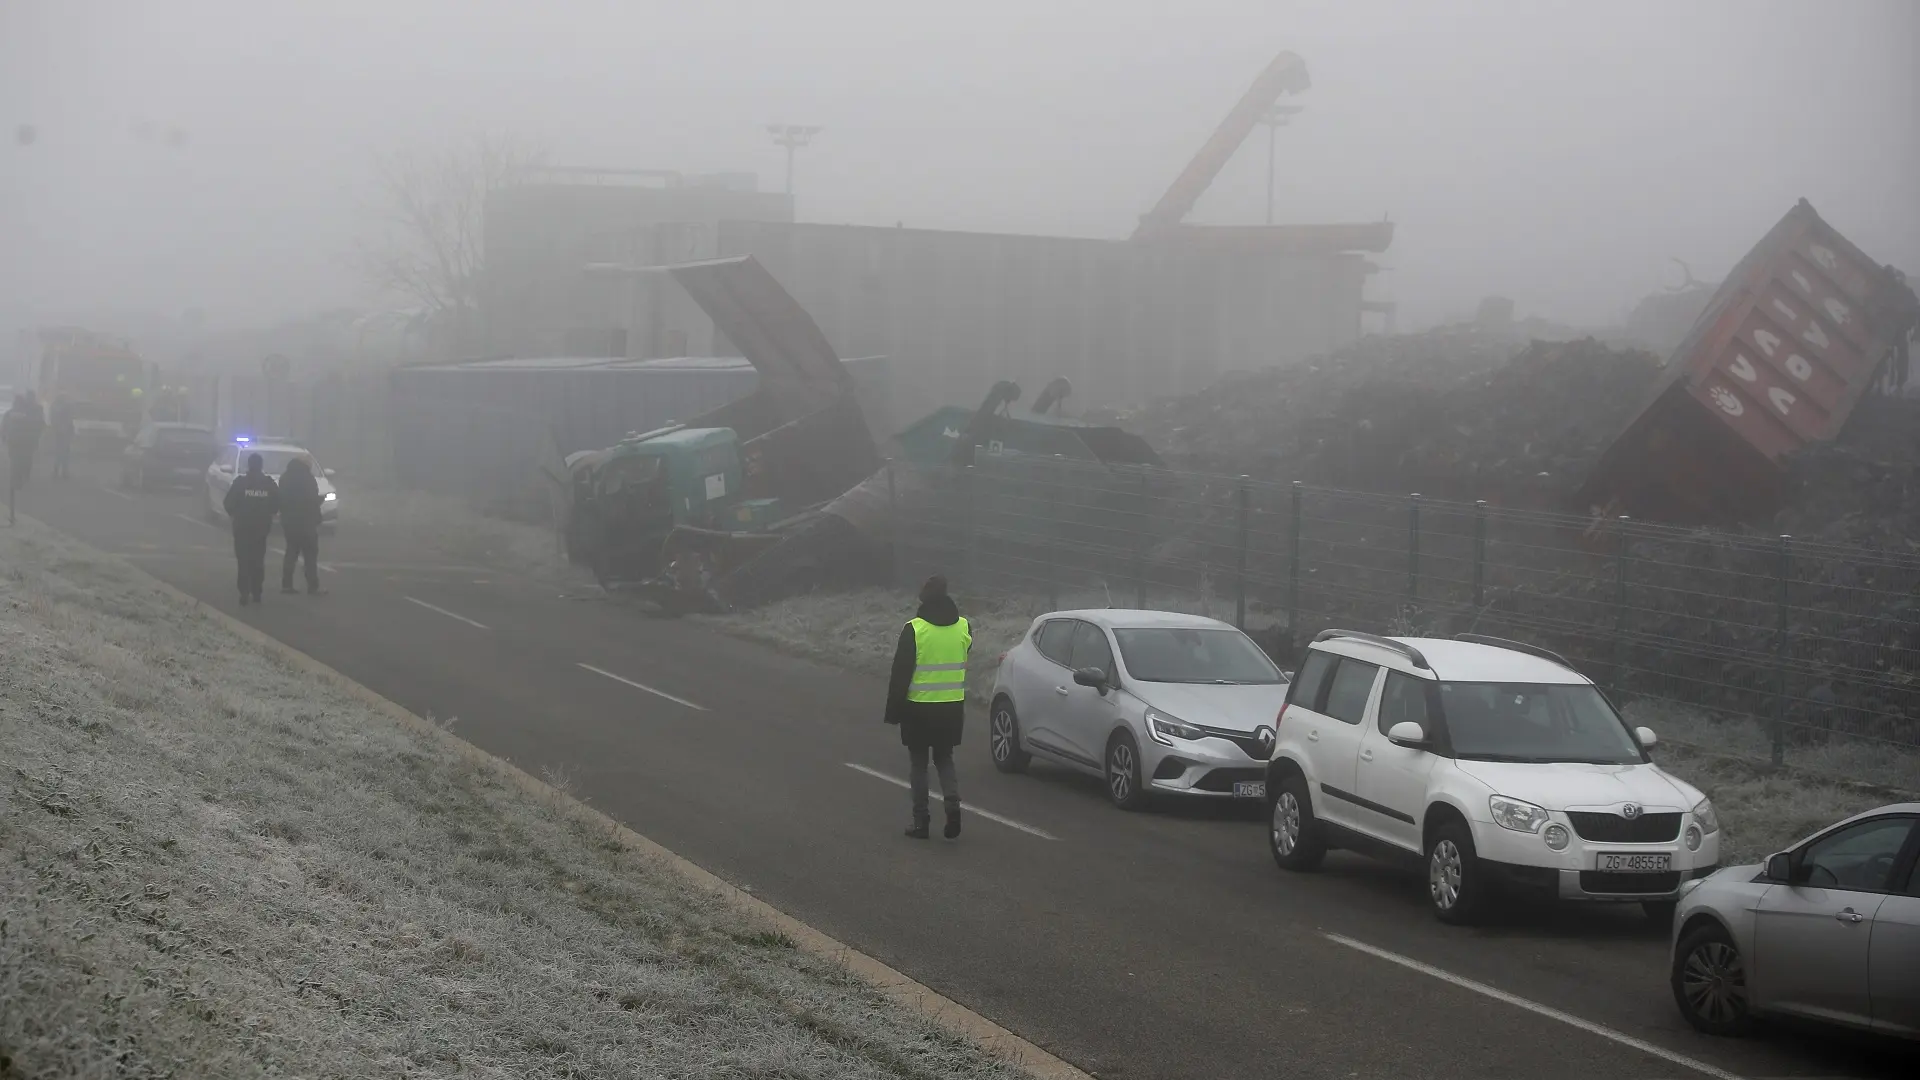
[357,134,542,357]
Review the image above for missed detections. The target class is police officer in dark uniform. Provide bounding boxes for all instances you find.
[278,455,324,595]
[223,452,280,605]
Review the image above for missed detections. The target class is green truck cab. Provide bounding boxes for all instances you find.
[570,426,775,587]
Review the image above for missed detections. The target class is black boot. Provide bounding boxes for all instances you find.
[905,814,931,840]
[944,806,962,839]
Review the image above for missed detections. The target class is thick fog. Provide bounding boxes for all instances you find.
[3,0,1916,337]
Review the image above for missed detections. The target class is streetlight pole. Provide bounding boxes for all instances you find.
[1259,103,1303,226]
[765,124,823,206]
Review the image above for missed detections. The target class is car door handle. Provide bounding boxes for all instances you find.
[1835,908,1865,924]
[1359,748,1373,762]
[1054,686,1070,697]
[1307,730,1320,742]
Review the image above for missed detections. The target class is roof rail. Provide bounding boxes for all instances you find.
[1313,629,1430,670]
[1454,633,1574,671]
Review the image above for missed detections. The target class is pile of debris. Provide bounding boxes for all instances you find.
[1775,393,1920,550]
[1105,329,1663,507]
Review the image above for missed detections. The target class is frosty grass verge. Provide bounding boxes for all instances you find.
[344,488,1910,861]
[0,517,1032,1080]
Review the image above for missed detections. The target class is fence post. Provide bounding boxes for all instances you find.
[886,458,903,590]
[1049,455,1065,610]
[1612,515,1630,639]
[963,464,978,593]
[1287,481,1303,645]
[1234,476,1250,630]
[1773,534,1791,768]
[1132,470,1147,608]
[1472,500,1487,610]
[1406,493,1422,608]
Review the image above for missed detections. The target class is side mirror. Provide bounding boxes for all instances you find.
[1386,721,1429,748]
[1764,853,1793,882]
[323,468,336,478]
[1071,667,1109,693]
[1635,726,1658,749]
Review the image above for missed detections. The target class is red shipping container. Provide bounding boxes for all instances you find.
[1580,200,1920,523]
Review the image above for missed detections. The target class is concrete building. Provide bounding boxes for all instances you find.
[481,167,792,359]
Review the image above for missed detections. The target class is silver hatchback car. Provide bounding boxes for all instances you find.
[1670,802,1919,1040]
[986,609,1291,810]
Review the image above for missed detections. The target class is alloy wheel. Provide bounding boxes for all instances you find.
[1681,941,1747,1026]
[990,707,1015,762]
[1108,742,1135,803]
[1272,792,1300,855]
[1430,839,1464,910]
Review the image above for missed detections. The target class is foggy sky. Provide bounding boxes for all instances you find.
[3,0,1916,340]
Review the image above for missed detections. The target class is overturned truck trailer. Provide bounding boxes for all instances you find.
[1579,199,1920,524]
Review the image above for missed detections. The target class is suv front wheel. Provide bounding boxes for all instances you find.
[1269,771,1326,871]
[1426,820,1488,924]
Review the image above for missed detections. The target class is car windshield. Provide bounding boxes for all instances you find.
[1112,627,1286,684]
[1438,682,1644,764]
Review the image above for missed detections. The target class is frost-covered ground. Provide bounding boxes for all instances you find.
[0,517,1032,1080]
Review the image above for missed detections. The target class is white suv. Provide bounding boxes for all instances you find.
[1266,630,1722,924]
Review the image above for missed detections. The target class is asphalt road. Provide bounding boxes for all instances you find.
[18,463,1913,1080]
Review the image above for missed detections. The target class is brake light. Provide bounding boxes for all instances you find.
[1276,704,1290,727]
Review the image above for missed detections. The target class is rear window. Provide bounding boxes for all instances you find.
[1323,659,1381,726]
[1034,620,1076,665]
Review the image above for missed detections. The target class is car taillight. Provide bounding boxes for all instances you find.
[1276,704,1290,727]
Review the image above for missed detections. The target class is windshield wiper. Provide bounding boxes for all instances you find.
[1455,752,1542,763]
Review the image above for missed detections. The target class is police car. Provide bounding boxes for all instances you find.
[204,436,339,531]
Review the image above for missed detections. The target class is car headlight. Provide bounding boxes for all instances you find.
[1489,795,1552,834]
[1692,798,1719,835]
[323,491,337,502]
[1145,709,1205,746]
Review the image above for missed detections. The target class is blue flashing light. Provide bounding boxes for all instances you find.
[234,435,251,444]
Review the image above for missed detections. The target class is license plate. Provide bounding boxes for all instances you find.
[1596,852,1672,873]
[1233,780,1266,799]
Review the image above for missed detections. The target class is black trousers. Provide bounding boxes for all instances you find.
[232,527,270,597]
[282,526,320,591]
[907,743,961,820]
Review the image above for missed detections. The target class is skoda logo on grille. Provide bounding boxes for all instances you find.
[1621,803,1642,819]
[1254,726,1275,757]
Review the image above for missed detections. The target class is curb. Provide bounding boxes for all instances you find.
[68,521,1090,1080]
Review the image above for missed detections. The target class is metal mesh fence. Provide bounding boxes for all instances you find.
[891,458,1920,786]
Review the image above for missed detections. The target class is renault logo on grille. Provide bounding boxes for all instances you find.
[1255,726,1275,757]
[1621,803,1642,819]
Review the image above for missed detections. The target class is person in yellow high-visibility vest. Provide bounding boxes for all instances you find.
[885,575,970,839]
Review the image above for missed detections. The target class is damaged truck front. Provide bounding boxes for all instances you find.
[559,255,882,594]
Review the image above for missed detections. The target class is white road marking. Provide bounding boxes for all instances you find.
[576,663,708,711]
[403,596,490,630]
[104,487,135,501]
[1322,933,1748,1080]
[844,763,1060,841]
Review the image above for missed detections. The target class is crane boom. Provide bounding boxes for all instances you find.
[1132,51,1309,240]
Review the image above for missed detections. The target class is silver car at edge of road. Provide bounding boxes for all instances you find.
[1671,802,1920,1041]
[987,609,1291,810]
